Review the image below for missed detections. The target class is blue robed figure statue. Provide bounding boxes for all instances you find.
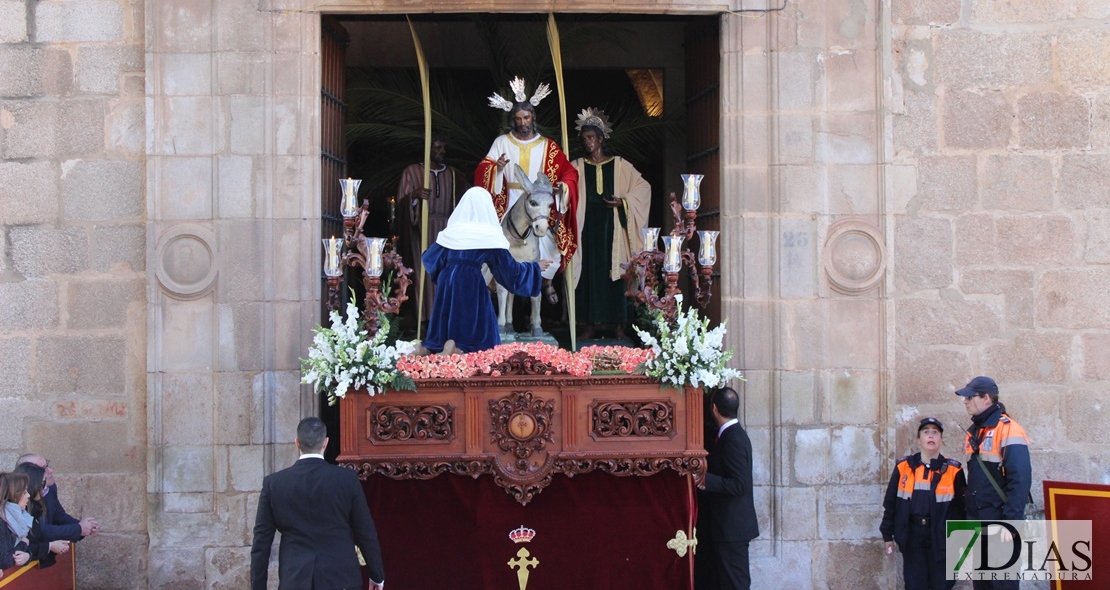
[420,187,550,354]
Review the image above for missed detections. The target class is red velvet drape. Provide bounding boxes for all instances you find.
[362,472,696,589]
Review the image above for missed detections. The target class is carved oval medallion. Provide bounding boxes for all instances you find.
[155,224,218,299]
[823,219,886,295]
[509,412,537,440]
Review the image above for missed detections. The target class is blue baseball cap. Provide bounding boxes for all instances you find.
[918,417,944,433]
[955,376,998,397]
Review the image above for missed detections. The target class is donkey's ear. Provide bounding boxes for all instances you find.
[513,164,533,194]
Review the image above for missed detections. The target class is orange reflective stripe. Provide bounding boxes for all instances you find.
[896,461,914,499]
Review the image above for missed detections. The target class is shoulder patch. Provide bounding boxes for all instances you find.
[1000,415,1011,423]
[946,458,962,467]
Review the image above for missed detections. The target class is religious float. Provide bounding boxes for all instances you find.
[309,176,733,589]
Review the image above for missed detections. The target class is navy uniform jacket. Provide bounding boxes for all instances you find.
[250,457,384,590]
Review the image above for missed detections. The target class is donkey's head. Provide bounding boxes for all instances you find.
[513,164,555,237]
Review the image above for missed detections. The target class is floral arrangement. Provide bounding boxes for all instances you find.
[578,345,653,374]
[633,301,742,390]
[300,295,416,405]
[396,342,595,379]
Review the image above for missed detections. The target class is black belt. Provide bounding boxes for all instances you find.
[911,516,930,526]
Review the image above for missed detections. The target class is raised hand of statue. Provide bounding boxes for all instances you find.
[496,153,510,170]
[410,188,432,201]
[537,259,553,272]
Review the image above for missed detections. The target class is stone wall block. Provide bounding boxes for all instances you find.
[819,484,881,539]
[914,155,976,213]
[777,115,815,165]
[0,161,59,224]
[272,301,310,372]
[273,97,306,156]
[0,399,45,447]
[959,269,1035,330]
[1093,92,1110,150]
[228,97,264,155]
[827,164,878,215]
[818,113,876,164]
[794,427,830,485]
[273,53,317,99]
[892,90,937,155]
[230,302,264,371]
[0,337,32,399]
[894,215,953,291]
[778,218,816,298]
[228,445,264,493]
[215,372,253,445]
[271,219,309,299]
[1082,333,1110,380]
[217,52,267,96]
[91,223,145,272]
[67,277,144,330]
[980,330,1072,384]
[935,30,1051,88]
[893,0,959,24]
[160,445,215,493]
[0,0,27,42]
[969,0,1068,23]
[0,280,60,333]
[995,215,1077,265]
[1065,387,1110,444]
[158,299,215,371]
[28,419,142,472]
[741,53,770,111]
[1017,92,1090,150]
[62,160,145,221]
[825,0,875,50]
[1037,268,1110,329]
[953,214,997,266]
[894,346,970,404]
[157,156,213,220]
[752,541,813,588]
[780,486,818,540]
[76,44,143,94]
[1060,154,1110,209]
[780,165,827,216]
[942,89,1012,149]
[36,335,126,394]
[826,49,876,112]
[271,155,309,219]
[828,301,881,369]
[829,426,880,484]
[780,370,817,425]
[740,301,774,371]
[108,100,144,155]
[823,541,885,588]
[1057,28,1110,89]
[9,225,89,277]
[149,0,212,53]
[160,53,213,96]
[219,219,262,301]
[207,546,251,590]
[148,547,205,590]
[827,370,880,425]
[155,96,217,156]
[217,155,254,218]
[80,473,147,532]
[896,298,1003,346]
[74,533,148,589]
[776,51,818,111]
[896,38,934,93]
[161,372,213,445]
[35,0,123,42]
[0,46,72,98]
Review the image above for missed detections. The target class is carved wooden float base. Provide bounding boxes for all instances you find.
[338,374,707,505]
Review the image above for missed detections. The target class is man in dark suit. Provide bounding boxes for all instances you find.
[697,387,759,590]
[251,417,385,590]
[16,453,99,542]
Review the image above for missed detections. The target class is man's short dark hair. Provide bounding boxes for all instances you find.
[712,387,740,420]
[296,417,328,453]
[430,131,447,145]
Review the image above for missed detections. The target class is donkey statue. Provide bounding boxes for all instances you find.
[492,164,556,336]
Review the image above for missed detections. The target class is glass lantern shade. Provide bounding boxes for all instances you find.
[680,174,703,211]
[339,177,362,217]
[640,227,661,253]
[697,230,719,266]
[662,235,684,273]
[365,237,387,277]
[322,237,344,277]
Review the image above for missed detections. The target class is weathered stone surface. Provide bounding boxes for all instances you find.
[893,90,937,155]
[827,49,876,112]
[90,223,145,272]
[895,216,952,291]
[36,335,126,394]
[935,29,1052,88]
[953,214,997,266]
[62,159,145,221]
[160,53,212,96]
[228,97,264,155]
[896,38,933,93]
[776,51,818,111]
[161,373,214,445]
[826,300,881,369]
[217,52,267,95]
[1095,91,1110,150]
[154,97,216,156]
[819,484,881,539]
[76,44,143,94]
[781,371,817,425]
[780,486,818,540]
[157,156,212,219]
[1065,386,1110,444]
[215,372,253,445]
[0,279,59,333]
[67,277,140,332]
[995,215,1077,265]
[827,164,878,215]
[158,300,215,371]
[1,99,106,158]
[997,386,1064,452]
[149,0,212,53]
[981,330,1071,384]
[827,370,880,425]
[0,337,32,399]
[148,546,205,590]
[35,0,124,42]
[826,0,876,50]
[219,220,262,301]
[53,400,130,420]
[228,445,263,492]
[0,46,72,97]
[207,546,251,590]
[794,428,830,485]
[914,155,975,213]
[829,426,880,484]
[818,113,876,164]
[778,115,815,164]
[108,100,144,155]
[27,419,142,472]
[1060,154,1110,209]
[1082,333,1110,380]
[1037,268,1110,329]
[959,269,1035,329]
[1017,92,1090,149]
[1057,28,1110,89]
[985,154,1052,211]
[969,0,1068,23]
[216,0,268,52]
[896,298,1003,345]
[9,225,89,277]
[942,89,1012,149]
[823,541,886,588]
[893,0,960,24]
[0,0,27,42]
[80,473,147,532]
[150,488,252,547]
[895,346,970,405]
[0,161,60,224]
[74,533,148,589]
[160,445,215,493]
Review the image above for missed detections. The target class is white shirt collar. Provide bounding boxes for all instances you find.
[298,453,325,460]
[718,418,738,438]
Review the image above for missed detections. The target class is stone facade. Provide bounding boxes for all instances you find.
[0,0,1106,587]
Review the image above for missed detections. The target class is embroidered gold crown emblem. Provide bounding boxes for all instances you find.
[509,525,536,543]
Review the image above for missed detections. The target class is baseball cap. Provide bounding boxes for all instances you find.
[955,376,998,397]
[918,417,943,433]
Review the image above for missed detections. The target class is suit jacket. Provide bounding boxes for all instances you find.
[250,457,384,590]
[32,484,83,542]
[702,422,759,543]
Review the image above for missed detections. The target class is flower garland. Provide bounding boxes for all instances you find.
[300,295,416,405]
[633,301,742,390]
[396,342,598,379]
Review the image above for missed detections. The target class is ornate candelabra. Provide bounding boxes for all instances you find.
[322,178,412,336]
[621,174,719,323]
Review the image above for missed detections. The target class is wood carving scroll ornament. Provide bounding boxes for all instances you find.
[489,390,555,472]
[591,401,675,439]
[369,404,454,443]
